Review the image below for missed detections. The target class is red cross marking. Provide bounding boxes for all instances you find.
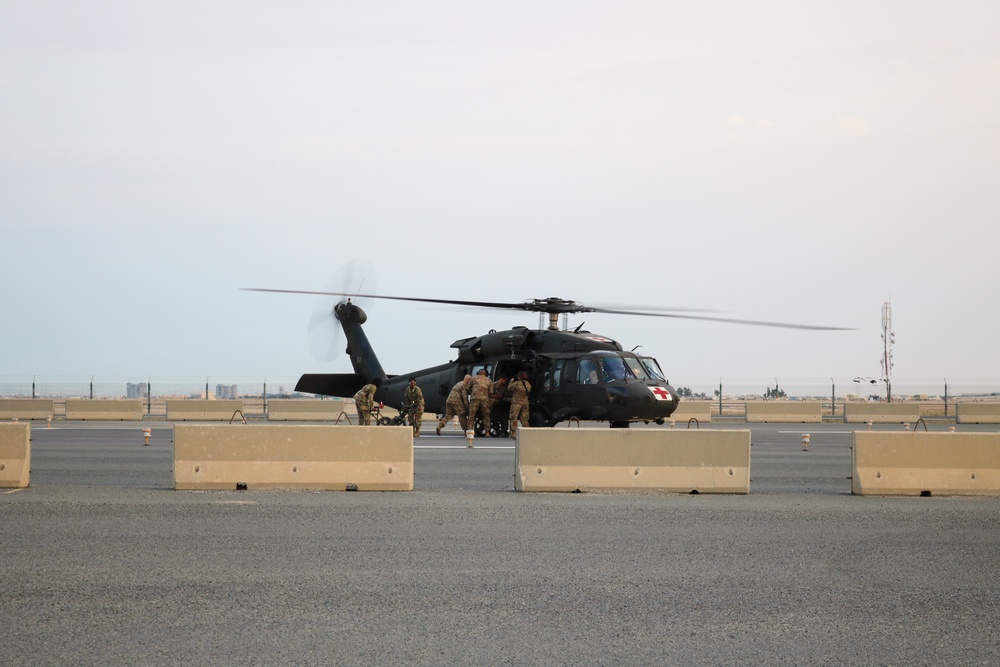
[651,387,671,400]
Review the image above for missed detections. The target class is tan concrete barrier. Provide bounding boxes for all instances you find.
[167,399,245,421]
[267,399,346,421]
[515,428,750,493]
[0,399,54,421]
[956,403,1000,424]
[745,401,822,423]
[0,423,30,488]
[174,424,413,491]
[65,399,144,421]
[671,401,712,423]
[853,431,1000,496]
[844,402,921,423]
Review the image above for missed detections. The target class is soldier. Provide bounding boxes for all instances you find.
[436,375,471,435]
[489,376,509,434]
[353,377,382,426]
[490,375,507,414]
[467,369,494,439]
[508,371,532,437]
[403,377,424,437]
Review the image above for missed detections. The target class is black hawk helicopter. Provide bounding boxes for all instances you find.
[244,287,848,434]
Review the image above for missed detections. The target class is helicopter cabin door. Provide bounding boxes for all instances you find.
[567,356,604,417]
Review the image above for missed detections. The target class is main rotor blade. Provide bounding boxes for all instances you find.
[241,289,707,314]
[243,289,549,311]
[589,307,854,330]
[242,288,852,329]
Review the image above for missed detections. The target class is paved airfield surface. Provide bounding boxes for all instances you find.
[4,422,1000,665]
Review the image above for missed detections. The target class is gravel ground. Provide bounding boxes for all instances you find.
[3,423,999,665]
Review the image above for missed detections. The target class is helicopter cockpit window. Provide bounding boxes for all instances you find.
[578,359,600,385]
[638,357,666,382]
[600,356,630,382]
[623,357,649,380]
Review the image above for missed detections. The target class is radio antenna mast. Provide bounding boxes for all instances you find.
[880,300,894,402]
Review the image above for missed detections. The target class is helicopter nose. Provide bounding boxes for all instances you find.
[606,382,676,420]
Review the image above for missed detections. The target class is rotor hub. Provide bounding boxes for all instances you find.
[528,297,592,314]
[335,300,367,325]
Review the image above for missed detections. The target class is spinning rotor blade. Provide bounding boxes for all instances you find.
[243,289,541,311]
[585,306,853,331]
[241,287,851,331]
[242,290,708,315]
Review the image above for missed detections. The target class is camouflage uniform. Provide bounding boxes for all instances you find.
[508,375,532,436]
[467,372,494,437]
[489,378,508,432]
[403,382,424,437]
[437,376,471,434]
[353,383,378,426]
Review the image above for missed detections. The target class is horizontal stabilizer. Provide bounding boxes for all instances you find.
[295,373,365,398]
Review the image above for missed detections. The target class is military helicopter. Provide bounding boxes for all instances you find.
[244,285,849,434]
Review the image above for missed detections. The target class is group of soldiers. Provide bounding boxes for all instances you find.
[435,369,532,443]
[351,376,427,436]
[352,370,532,443]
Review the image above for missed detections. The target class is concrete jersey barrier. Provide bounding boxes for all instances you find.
[844,402,921,423]
[167,399,245,421]
[852,431,1000,496]
[0,399,54,421]
[174,424,413,491]
[0,422,30,488]
[515,427,750,494]
[267,399,346,421]
[65,399,144,421]
[956,403,1000,424]
[745,401,822,423]
[670,400,712,423]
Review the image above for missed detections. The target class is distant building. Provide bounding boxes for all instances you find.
[126,383,148,399]
[216,384,238,399]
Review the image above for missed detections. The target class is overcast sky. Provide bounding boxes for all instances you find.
[2,1,998,392]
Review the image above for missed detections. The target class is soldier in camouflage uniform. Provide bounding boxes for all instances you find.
[508,371,532,437]
[490,376,509,404]
[353,377,382,426]
[467,369,494,438]
[403,377,424,437]
[489,376,509,435]
[436,375,471,435]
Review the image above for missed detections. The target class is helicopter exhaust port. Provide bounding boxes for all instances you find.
[476,332,528,357]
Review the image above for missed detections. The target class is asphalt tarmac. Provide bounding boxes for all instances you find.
[4,421,999,666]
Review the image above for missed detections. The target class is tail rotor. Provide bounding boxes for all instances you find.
[307,259,377,363]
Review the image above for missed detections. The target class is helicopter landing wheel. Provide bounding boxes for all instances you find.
[529,412,546,428]
[490,420,509,438]
[609,420,630,429]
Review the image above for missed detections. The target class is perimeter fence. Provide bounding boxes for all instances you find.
[2,375,997,408]
[0,376,302,401]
